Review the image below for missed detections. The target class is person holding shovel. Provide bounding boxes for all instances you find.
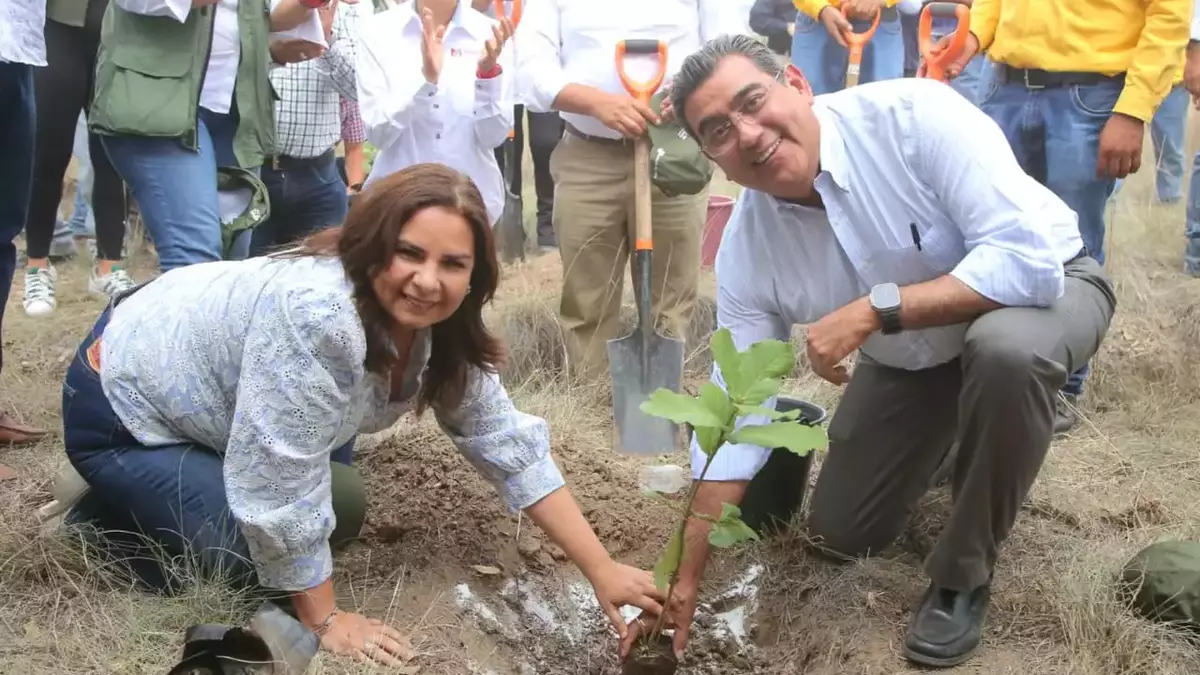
[59,163,666,666]
[791,0,906,94]
[515,0,745,380]
[622,35,1117,668]
[926,0,1190,432]
[356,0,515,226]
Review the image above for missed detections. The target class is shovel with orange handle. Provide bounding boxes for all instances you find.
[606,38,686,457]
[917,1,970,83]
[840,5,880,88]
[495,0,526,263]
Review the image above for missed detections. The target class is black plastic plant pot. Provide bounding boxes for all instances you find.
[738,397,828,538]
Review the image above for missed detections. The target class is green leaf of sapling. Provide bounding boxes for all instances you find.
[640,388,725,429]
[728,422,829,456]
[653,530,684,591]
[737,340,794,389]
[740,377,781,407]
[709,505,760,548]
[694,382,735,457]
[709,328,744,399]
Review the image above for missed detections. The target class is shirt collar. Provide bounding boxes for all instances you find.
[811,99,850,193]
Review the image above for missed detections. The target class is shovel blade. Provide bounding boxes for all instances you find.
[607,327,685,456]
[498,189,525,263]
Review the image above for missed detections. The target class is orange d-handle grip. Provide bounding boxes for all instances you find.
[616,39,668,106]
[493,0,522,29]
[918,2,970,83]
[840,5,881,48]
[840,6,880,87]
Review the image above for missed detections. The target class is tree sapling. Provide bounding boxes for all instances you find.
[623,328,830,675]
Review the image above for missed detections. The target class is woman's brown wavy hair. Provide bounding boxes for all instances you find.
[284,163,505,413]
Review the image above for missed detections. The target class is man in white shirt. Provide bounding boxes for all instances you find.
[622,35,1117,668]
[516,0,744,377]
[0,0,52,449]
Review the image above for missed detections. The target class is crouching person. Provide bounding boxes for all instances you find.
[620,37,1117,668]
[62,163,664,665]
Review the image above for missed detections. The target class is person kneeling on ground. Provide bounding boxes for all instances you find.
[61,163,664,665]
[620,36,1117,668]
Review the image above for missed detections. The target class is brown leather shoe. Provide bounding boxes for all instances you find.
[0,411,47,446]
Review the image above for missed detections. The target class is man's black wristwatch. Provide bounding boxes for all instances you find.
[869,282,903,335]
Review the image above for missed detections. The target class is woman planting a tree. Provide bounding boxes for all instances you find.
[59,163,665,665]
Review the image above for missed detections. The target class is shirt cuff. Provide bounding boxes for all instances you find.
[500,454,566,512]
[253,541,334,592]
[949,245,1064,308]
[416,81,439,100]
[475,72,504,101]
[1113,87,1158,123]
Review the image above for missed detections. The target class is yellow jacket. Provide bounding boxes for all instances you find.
[970,0,1190,121]
[793,0,901,21]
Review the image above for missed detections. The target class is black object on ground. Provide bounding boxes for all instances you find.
[738,397,829,537]
[166,602,319,675]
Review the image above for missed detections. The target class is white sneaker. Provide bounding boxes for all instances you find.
[89,266,136,298]
[22,267,57,317]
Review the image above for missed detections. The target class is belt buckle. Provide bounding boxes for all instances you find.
[1022,69,1045,91]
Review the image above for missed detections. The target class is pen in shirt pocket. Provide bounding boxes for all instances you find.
[909,222,922,252]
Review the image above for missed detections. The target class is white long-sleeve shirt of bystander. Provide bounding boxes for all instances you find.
[356,1,514,224]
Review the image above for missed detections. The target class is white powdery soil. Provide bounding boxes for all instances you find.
[451,563,764,672]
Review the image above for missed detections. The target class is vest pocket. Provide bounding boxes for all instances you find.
[97,46,196,139]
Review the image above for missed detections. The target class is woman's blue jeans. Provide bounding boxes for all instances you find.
[63,301,358,593]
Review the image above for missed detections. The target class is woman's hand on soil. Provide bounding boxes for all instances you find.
[318,611,414,667]
[618,580,699,662]
[590,562,666,637]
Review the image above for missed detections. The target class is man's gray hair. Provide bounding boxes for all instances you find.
[670,34,783,138]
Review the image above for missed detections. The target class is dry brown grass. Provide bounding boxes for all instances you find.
[3,141,1200,675]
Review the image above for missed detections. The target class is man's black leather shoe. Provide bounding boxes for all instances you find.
[903,581,991,668]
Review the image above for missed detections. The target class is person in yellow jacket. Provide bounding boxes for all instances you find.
[1110,54,1189,205]
[936,0,1190,434]
[790,0,906,93]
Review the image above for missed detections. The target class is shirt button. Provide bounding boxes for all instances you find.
[436,134,441,139]
[433,103,439,109]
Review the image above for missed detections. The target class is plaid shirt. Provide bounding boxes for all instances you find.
[269,4,361,159]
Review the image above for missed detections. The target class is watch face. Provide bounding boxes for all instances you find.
[871,283,901,310]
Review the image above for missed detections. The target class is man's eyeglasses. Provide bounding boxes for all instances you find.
[697,73,785,157]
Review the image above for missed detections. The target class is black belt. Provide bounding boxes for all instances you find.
[269,148,335,171]
[995,65,1123,90]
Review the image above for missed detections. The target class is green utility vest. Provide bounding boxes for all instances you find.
[89,0,277,169]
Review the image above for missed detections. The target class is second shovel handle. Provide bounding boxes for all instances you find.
[633,137,652,251]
